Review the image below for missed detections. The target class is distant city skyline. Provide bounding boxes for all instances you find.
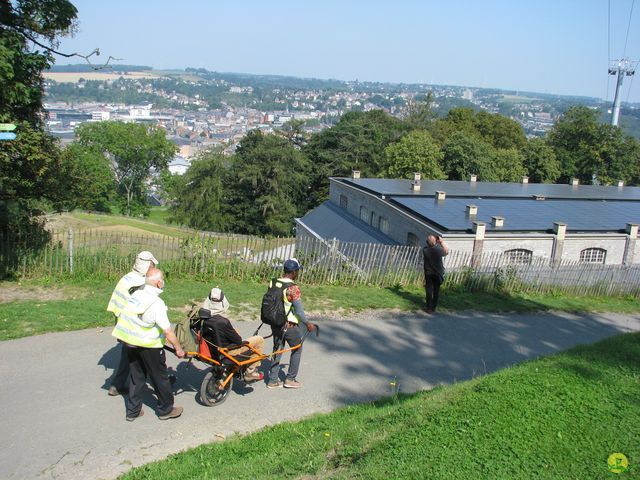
[54,0,640,103]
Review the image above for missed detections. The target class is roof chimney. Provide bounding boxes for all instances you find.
[617,180,624,187]
[411,172,421,191]
[466,204,478,216]
[352,170,361,179]
[521,176,529,184]
[469,174,478,183]
[570,177,579,186]
[491,216,504,228]
[435,191,446,201]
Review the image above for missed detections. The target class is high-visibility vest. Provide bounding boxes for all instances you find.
[112,289,166,348]
[275,277,299,324]
[107,272,145,318]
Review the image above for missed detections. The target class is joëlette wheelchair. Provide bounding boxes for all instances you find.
[170,306,314,406]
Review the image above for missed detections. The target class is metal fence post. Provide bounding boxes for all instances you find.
[68,228,74,274]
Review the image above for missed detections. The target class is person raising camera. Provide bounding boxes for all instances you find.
[423,234,449,314]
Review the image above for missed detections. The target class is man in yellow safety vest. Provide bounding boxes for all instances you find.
[112,268,185,421]
[106,251,158,396]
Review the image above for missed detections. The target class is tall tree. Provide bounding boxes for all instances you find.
[0,0,81,241]
[381,131,446,180]
[229,130,308,236]
[168,151,229,231]
[303,110,407,207]
[75,121,176,216]
[0,0,78,125]
[548,106,640,185]
[59,143,115,211]
[442,131,497,181]
[521,137,560,183]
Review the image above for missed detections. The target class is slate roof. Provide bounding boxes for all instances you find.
[334,177,640,233]
[337,178,640,201]
[297,201,398,244]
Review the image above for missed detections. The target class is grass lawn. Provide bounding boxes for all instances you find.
[121,331,640,479]
[0,278,638,341]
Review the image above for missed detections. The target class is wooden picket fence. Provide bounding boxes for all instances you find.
[2,228,640,297]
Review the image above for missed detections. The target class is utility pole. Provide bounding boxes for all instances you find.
[608,58,636,126]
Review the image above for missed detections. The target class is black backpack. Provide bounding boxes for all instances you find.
[260,279,294,328]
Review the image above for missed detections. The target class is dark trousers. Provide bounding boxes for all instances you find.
[425,274,442,311]
[269,324,303,382]
[110,342,130,391]
[125,346,174,417]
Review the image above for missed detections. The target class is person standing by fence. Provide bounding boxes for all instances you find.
[423,235,449,314]
[106,251,158,396]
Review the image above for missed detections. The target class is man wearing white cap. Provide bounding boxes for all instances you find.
[201,287,264,382]
[106,250,158,396]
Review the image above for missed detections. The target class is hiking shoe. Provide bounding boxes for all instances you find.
[158,406,183,420]
[283,379,302,389]
[108,385,127,396]
[126,409,144,422]
[244,371,264,382]
[266,380,283,389]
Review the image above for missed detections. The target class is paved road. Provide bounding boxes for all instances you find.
[0,310,638,479]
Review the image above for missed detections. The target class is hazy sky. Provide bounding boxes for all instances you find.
[54,0,640,102]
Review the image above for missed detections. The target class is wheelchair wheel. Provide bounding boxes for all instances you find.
[200,368,232,407]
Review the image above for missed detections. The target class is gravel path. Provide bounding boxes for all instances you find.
[0,309,638,479]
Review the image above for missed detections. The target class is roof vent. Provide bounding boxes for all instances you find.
[469,174,478,183]
[435,191,446,201]
[411,172,422,191]
[521,176,529,184]
[617,180,624,187]
[533,194,546,201]
[352,170,361,179]
[492,216,504,228]
[570,177,579,186]
[466,204,478,216]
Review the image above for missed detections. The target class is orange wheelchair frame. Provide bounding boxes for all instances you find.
[168,310,314,406]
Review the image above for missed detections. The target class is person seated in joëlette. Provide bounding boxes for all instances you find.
[200,287,264,382]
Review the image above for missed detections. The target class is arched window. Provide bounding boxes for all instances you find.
[379,217,389,234]
[360,205,368,222]
[505,249,533,265]
[407,232,420,247]
[580,248,606,264]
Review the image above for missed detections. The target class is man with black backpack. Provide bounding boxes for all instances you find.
[264,258,316,389]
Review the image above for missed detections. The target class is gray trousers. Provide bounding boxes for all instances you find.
[268,324,303,382]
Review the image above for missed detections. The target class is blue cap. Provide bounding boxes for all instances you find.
[283,258,303,273]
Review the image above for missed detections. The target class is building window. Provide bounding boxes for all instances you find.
[379,217,389,234]
[339,195,348,209]
[360,205,368,222]
[504,249,533,265]
[370,211,376,226]
[580,248,606,264]
[407,232,420,247]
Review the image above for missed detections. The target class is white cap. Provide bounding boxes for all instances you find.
[202,287,230,315]
[133,251,159,275]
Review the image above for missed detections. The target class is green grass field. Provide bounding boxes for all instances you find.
[120,332,640,479]
[0,278,638,341]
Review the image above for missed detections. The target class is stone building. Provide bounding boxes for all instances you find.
[296,172,640,265]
